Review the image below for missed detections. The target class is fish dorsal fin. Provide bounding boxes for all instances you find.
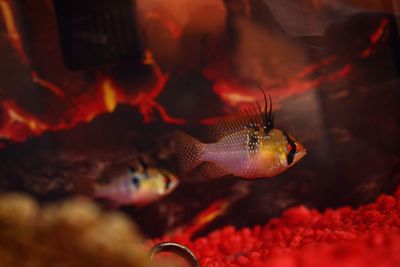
[208,89,274,141]
[138,157,148,170]
[208,106,265,141]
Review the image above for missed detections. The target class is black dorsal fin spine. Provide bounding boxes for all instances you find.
[258,87,274,131]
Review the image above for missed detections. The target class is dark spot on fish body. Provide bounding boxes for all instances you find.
[246,127,261,153]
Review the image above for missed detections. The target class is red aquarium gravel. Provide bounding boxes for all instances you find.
[152,187,400,267]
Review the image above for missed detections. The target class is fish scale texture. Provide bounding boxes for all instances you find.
[153,188,400,267]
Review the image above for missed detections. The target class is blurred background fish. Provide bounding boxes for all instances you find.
[175,91,306,179]
[74,160,179,207]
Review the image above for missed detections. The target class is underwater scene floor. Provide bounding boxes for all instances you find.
[151,187,400,267]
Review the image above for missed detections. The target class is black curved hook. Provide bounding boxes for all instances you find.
[150,242,200,267]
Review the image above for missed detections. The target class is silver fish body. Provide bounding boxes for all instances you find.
[176,127,306,179]
[92,167,179,206]
[175,91,306,179]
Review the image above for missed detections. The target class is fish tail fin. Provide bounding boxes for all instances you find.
[174,131,205,175]
[73,178,96,197]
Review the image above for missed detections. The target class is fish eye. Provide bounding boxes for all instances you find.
[287,142,297,154]
[287,144,292,152]
[164,176,171,190]
[284,133,297,165]
[132,176,140,188]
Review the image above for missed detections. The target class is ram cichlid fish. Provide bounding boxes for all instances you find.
[74,160,179,207]
[175,90,306,179]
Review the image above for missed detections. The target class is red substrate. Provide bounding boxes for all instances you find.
[153,188,400,266]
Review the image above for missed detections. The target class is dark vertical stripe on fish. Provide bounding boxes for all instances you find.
[283,131,297,165]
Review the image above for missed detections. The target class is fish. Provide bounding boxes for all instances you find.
[74,160,179,207]
[175,90,306,179]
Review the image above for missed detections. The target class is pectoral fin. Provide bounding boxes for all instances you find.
[196,162,230,179]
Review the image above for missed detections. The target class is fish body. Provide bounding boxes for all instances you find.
[76,166,179,207]
[176,92,306,179]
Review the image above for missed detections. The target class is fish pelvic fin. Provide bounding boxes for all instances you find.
[196,162,230,179]
[174,131,205,176]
